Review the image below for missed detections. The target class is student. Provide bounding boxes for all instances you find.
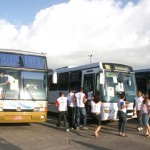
[75,87,88,130]
[117,94,129,137]
[133,90,144,131]
[91,93,102,138]
[140,93,150,137]
[67,89,76,129]
[55,92,69,132]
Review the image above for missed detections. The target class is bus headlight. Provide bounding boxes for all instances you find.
[0,107,3,111]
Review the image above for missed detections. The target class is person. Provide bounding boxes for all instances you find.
[0,72,9,98]
[140,93,150,137]
[91,93,102,138]
[133,90,144,131]
[117,94,129,137]
[55,92,69,132]
[67,89,76,129]
[86,88,93,115]
[75,87,88,130]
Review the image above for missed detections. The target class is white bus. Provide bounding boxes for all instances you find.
[48,62,137,121]
[135,68,150,93]
[0,49,48,123]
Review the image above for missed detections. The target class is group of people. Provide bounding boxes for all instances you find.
[117,90,150,137]
[55,88,150,138]
[55,87,102,138]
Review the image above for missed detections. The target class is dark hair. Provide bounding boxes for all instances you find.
[59,92,64,97]
[93,93,101,103]
[80,87,83,92]
[119,94,125,99]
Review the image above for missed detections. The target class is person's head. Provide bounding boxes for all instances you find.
[59,92,64,97]
[120,94,125,100]
[79,87,83,92]
[144,93,150,99]
[93,92,101,103]
[137,90,142,97]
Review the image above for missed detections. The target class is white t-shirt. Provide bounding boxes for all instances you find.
[56,97,68,111]
[117,99,126,113]
[67,92,76,107]
[134,96,144,111]
[75,92,86,107]
[91,101,101,113]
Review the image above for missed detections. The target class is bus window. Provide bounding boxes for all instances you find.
[58,72,69,90]
[69,71,81,92]
[48,75,58,91]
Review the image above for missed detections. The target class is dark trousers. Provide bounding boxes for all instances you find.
[57,111,68,130]
[68,106,76,128]
[118,110,127,133]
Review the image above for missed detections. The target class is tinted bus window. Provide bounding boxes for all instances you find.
[58,72,69,90]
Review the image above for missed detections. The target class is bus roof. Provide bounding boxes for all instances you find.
[48,62,133,74]
[0,49,46,56]
[49,62,101,73]
[134,68,150,73]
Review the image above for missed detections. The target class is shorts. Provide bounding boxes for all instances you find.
[142,114,149,125]
[91,113,101,126]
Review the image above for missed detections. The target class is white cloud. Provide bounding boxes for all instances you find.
[0,0,150,69]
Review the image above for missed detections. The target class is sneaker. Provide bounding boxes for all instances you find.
[119,132,122,136]
[137,127,141,131]
[83,127,88,130]
[121,133,127,137]
[140,127,143,131]
[66,129,69,132]
[76,127,80,130]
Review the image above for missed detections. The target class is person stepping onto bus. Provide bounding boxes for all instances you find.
[55,92,69,132]
[117,94,129,137]
[133,90,144,131]
[67,89,76,129]
[91,93,102,138]
[75,87,88,130]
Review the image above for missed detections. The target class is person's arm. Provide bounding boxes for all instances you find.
[83,95,87,103]
[120,102,128,109]
[55,100,59,107]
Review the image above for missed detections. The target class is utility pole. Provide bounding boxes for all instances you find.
[88,55,92,64]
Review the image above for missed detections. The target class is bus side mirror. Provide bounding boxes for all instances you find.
[52,71,57,84]
[100,73,104,84]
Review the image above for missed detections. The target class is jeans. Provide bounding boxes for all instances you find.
[68,106,76,128]
[136,110,143,128]
[118,110,127,133]
[76,107,87,127]
[57,111,68,130]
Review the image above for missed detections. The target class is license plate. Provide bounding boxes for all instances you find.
[13,116,23,120]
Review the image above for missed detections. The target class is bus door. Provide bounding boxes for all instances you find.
[82,73,95,95]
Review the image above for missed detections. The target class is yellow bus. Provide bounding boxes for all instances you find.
[0,49,48,123]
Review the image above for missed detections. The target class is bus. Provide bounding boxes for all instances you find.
[135,68,150,93]
[48,62,137,121]
[0,49,48,123]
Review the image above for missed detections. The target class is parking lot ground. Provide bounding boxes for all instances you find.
[0,113,150,150]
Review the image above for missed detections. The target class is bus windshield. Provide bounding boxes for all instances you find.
[20,71,47,100]
[104,71,136,102]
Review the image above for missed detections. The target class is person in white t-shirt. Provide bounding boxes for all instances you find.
[91,93,102,138]
[75,87,87,130]
[67,89,76,129]
[55,92,69,132]
[133,90,144,131]
[117,94,129,137]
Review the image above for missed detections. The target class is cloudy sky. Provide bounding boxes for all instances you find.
[0,0,149,69]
